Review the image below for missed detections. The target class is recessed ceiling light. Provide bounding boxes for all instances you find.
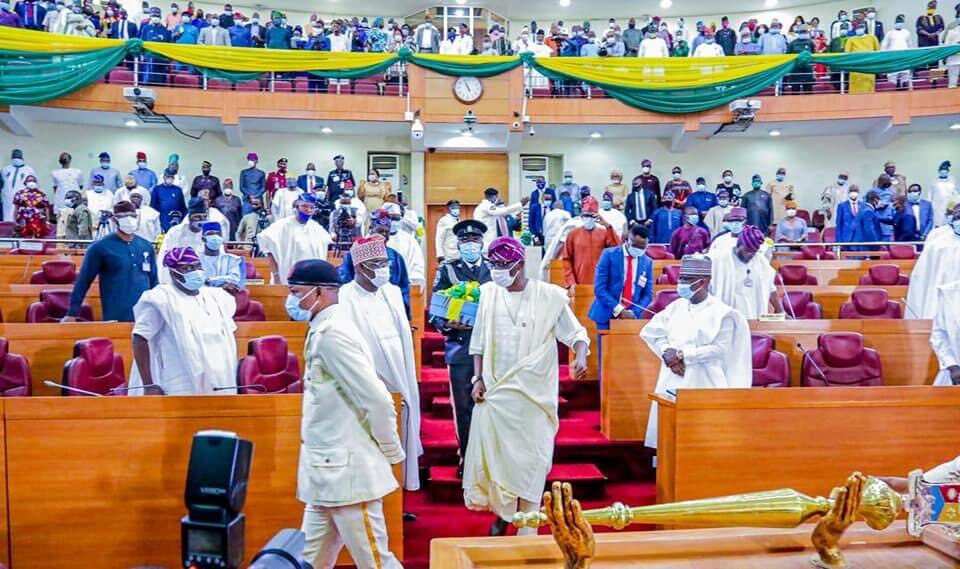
[765,0,778,6]
[769,129,781,137]
[659,0,672,8]
[589,131,602,139]
[558,0,571,6]
[321,126,333,134]
[951,123,960,130]
[125,119,138,127]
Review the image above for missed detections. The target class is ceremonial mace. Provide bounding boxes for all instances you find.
[514,472,903,569]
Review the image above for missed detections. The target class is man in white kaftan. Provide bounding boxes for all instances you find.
[930,280,960,386]
[538,214,583,280]
[381,203,426,289]
[271,179,303,220]
[129,246,238,395]
[906,207,960,319]
[257,194,332,285]
[708,225,781,320]
[337,235,422,491]
[641,255,753,449]
[931,161,957,228]
[129,187,161,244]
[464,236,589,536]
[473,187,525,248]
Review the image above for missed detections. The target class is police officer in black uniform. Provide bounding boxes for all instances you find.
[429,219,491,476]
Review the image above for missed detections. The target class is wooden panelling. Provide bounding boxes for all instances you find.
[424,153,509,205]
[430,522,951,569]
[410,66,524,124]
[655,387,960,505]
[3,395,402,568]
[601,319,937,442]
[0,254,272,285]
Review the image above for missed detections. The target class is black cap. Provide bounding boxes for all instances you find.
[484,187,499,197]
[453,219,487,239]
[446,199,460,207]
[287,259,341,286]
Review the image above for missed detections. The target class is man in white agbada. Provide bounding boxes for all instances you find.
[538,213,583,280]
[906,205,960,319]
[598,191,628,237]
[708,225,782,319]
[129,246,238,395]
[114,175,151,207]
[703,189,734,237]
[381,202,426,289]
[464,236,589,537]
[337,235,422,492]
[285,259,404,569]
[271,177,303,219]
[473,187,525,249]
[158,197,209,284]
[258,193,332,285]
[435,199,461,263]
[641,255,753,450]
[931,161,958,227]
[1,149,36,222]
[931,279,960,386]
[129,188,161,243]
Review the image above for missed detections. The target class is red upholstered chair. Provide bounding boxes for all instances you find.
[0,222,15,237]
[0,338,31,396]
[778,265,818,285]
[657,265,680,285]
[839,289,903,319]
[26,290,93,323]
[796,209,811,224]
[801,333,883,387]
[244,260,261,281]
[29,260,77,284]
[751,334,789,388]
[797,245,837,260]
[173,73,201,88]
[236,79,261,92]
[646,290,679,315]
[781,291,823,319]
[61,337,126,395]
[233,290,266,322]
[858,265,909,286]
[645,245,675,260]
[882,245,917,260]
[106,68,135,84]
[237,336,302,394]
[821,227,836,243]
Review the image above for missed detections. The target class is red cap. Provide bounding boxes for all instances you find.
[136,151,147,161]
[581,196,599,214]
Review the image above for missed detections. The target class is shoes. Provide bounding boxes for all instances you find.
[403,512,417,522]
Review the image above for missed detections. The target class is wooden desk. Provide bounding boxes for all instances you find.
[2,395,402,568]
[654,387,960,504]
[430,521,952,568]
[600,319,937,442]
[0,322,308,396]
[0,254,273,285]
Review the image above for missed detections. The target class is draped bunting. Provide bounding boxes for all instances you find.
[2,26,959,112]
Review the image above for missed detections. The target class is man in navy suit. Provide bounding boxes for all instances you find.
[14,0,45,30]
[108,9,138,39]
[624,174,659,227]
[589,223,655,332]
[835,185,861,243]
[852,190,885,250]
[906,183,934,239]
[884,195,920,242]
[296,163,324,194]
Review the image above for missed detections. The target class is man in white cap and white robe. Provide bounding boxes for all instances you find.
[380,203,426,290]
[258,193,332,284]
[338,235,422,492]
[906,204,960,319]
[641,254,753,450]
[708,225,782,320]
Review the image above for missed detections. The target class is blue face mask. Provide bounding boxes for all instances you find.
[601,200,613,211]
[450,207,460,218]
[174,269,206,291]
[11,158,23,167]
[100,162,111,169]
[676,280,701,300]
[205,235,223,250]
[776,174,785,182]
[583,217,597,230]
[686,214,699,225]
[725,221,744,234]
[296,211,312,224]
[93,185,105,193]
[907,192,921,203]
[627,246,645,257]
[459,241,482,263]
[285,289,317,321]
[940,170,950,179]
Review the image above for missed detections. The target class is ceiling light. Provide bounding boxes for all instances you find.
[321,126,333,134]
[558,0,571,6]
[659,0,672,8]
[589,131,602,139]
[124,119,138,127]
[455,0,466,3]
[768,129,781,137]
[461,128,474,137]
[951,123,960,130]
[765,0,778,6]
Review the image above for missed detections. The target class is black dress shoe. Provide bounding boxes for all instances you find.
[488,518,509,536]
[403,512,417,522]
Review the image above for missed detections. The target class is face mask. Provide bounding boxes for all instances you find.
[676,280,701,300]
[672,173,681,180]
[491,266,517,288]
[696,184,706,192]
[459,241,482,262]
[285,289,317,322]
[894,22,904,30]
[706,38,715,43]
[296,211,311,224]
[116,216,139,234]
[723,176,733,184]
[93,185,105,193]
[101,162,111,169]
[450,207,461,218]
[849,192,859,201]
[837,178,847,186]
[786,209,797,218]
[725,221,744,234]
[251,18,259,24]
[10,158,23,167]
[627,246,645,257]
[25,181,37,189]
[583,217,597,230]
[908,192,921,203]
[952,219,960,236]
[367,174,379,182]
[776,174,785,182]
[685,214,699,225]
[205,235,224,249]
[174,269,205,291]
[940,170,950,179]
[718,199,730,207]
[601,200,613,211]
[752,181,762,190]
[642,167,651,174]
[564,176,573,184]
[151,16,160,24]
[370,266,390,288]
[137,161,148,169]
[771,28,781,35]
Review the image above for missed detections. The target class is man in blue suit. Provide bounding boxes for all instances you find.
[14,0,45,30]
[108,9,138,39]
[884,195,920,242]
[852,190,884,251]
[906,183,934,239]
[835,185,861,243]
[296,164,324,194]
[589,224,655,332]
[527,176,547,245]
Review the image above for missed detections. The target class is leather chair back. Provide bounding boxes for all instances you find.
[801,332,883,387]
[29,260,78,285]
[751,334,789,388]
[646,290,680,315]
[782,291,823,319]
[645,245,675,260]
[0,338,31,396]
[858,265,909,286]
[883,244,917,260]
[237,336,302,394]
[26,290,94,323]
[61,337,126,395]
[778,265,818,285]
[839,289,903,319]
[657,265,681,285]
[233,289,266,322]
[797,245,837,260]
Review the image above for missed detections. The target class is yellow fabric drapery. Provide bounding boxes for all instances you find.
[0,25,125,53]
[533,54,797,90]
[143,41,397,72]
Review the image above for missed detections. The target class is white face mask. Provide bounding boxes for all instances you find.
[306,169,316,176]
[491,266,517,288]
[642,166,651,174]
[672,173,681,180]
[247,160,256,167]
[837,178,847,186]
[368,174,378,182]
[370,266,390,288]
[224,187,233,196]
[723,176,733,184]
[116,216,139,234]
[25,181,38,189]
[786,209,797,218]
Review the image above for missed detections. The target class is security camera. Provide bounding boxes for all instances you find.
[527,125,536,137]
[411,118,424,140]
[511,120,521,129]
[463,109,477,126]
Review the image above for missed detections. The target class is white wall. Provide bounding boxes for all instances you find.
[518,132,958,210]
[11,122,410,195]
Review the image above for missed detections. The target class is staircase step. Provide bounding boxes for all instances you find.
[430,350,446,368]
[429,395,570,419]
[428,463,607,503]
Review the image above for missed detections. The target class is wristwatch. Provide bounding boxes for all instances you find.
[676,350,684,361]
[470,375,483,385]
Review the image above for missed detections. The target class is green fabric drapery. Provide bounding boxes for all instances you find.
[401,48,523,77]
[812,44,960,73]
[0,45,130,105]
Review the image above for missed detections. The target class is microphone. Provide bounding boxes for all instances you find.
[794,341,832,387]
[215,384,291,394]
[775,272,799,320]
[43,380,103,397]
[618,296,661,318]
